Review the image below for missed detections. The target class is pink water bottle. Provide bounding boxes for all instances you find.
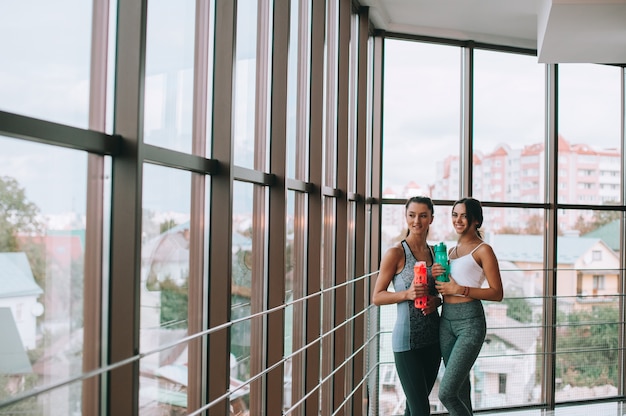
[413,261,428,309]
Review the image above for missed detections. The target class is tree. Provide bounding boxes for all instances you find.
[502,297,533,323]
[525,215,544,235]
[573,215,595,235]
[0,176,45,413]
[573,210,621,235]
[0,176,43,251]
[160,218,177,234]
[160,277,188,330]
[0,176,46,288]
[555,305,619,387]
[498,226,520,234]
[592,210,620,228]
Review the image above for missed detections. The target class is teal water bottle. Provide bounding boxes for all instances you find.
[434,242,449,282]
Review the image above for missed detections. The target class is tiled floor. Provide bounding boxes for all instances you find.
[480,401,626,416]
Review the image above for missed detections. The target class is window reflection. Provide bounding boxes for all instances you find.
[140,163,191,415]
[230,181,258,412]
[0,136,89,413]
[284,190,296,411]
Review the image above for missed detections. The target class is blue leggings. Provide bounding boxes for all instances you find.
[394,343,441,415]
[439,300,486,416]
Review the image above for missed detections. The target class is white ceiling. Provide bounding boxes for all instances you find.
[359,0,626,64]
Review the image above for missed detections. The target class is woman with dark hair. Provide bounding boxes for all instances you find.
[435,197,504,415]
[372,196,447,415]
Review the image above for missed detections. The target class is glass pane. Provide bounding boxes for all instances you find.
[285,191,307,412]
[0,136,89,412]
[379,205,546,412]
[0,1,93,127]
[324,1,339,188]
[284,190,295,410]
[139,344,190,414]
[555,210,621,403]
[287,0,311,181]
[320,196,336,412]
[382,40,461,200]
[473,50,545,203]
[231,181,257,405]
[558,64,622,205]
[347,13,359,194]
[139,164,191,414]
[233,0,259,169]
[144,0,196,153]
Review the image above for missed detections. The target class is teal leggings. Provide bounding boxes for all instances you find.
[438,300,486,416]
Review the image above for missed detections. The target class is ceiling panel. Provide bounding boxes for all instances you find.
[360,0,626,64]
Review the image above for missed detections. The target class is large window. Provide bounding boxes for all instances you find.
[2,2,626,415]
[382,40,461,201]
[558,64,622,206]
[143,0,196,153]
[473,50,545,204]
[233,0,260,170]
[139,164,192,413]
[0,137,96,414]
[380,36,625,414]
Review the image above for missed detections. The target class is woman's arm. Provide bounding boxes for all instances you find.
[470,244,503,301]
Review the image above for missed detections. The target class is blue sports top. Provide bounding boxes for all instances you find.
[449,242,486,289]
[391,240,440,352]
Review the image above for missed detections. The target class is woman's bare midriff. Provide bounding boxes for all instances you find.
[443,295,474,304]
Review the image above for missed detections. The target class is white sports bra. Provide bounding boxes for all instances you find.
[449,243,486,288]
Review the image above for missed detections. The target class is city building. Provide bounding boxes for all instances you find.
[432,136,621,232]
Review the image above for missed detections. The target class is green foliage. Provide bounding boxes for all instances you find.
[593,210,620,228]
[159,278,188,330]
[502,297,533,323]
[0,176,43,250]
[572,210,621,235]
[0,176,46,289]
[555,305,619,387]
[160,219,178,234]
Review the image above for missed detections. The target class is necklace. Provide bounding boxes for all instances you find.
[453,238,483,258]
